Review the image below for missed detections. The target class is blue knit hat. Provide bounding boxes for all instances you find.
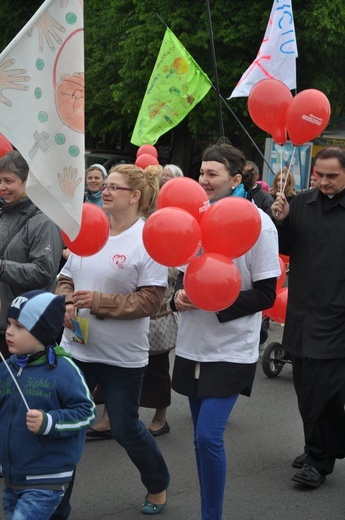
[7,290,65,347]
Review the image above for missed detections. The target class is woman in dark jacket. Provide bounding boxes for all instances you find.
[0,150,63,358]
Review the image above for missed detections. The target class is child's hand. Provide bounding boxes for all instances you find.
[26,409,44,434]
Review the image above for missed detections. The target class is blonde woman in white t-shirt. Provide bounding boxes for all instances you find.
[56,164,170,516]
[171,139,281,520]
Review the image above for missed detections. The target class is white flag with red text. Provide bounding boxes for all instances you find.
[229,0,298,99]
[0,0,84,240]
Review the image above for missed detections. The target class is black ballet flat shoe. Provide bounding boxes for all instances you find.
[148,422,170,437]
[86,427,113,440]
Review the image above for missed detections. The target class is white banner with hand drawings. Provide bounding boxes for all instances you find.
[0,0,84,240]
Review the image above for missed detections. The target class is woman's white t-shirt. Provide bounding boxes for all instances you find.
[60,219,167,368]
[176,210,281,364]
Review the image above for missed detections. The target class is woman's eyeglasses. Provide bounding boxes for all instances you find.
[101,184,132,192]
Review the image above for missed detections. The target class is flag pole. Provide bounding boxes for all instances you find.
[205,0,225,138]
[219,93,275,175]
[0,352,30,411]
[154,14,274,175]
[204,3,274,174]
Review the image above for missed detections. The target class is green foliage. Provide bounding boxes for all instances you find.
[1,0,344,154]
[83,0,345,151]
[293,0,345,109]
[0,1,42,50]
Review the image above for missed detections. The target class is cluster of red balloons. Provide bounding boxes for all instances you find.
[248,79,331,145]
[143,177,263,311]
[61,203,110,257]
[135,144,159,169]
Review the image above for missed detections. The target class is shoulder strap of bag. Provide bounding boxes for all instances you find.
[0,205,39,257]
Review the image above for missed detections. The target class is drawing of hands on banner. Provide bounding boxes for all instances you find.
[0,59,30,107]
[28,11,66,52]
[58,166,83,198]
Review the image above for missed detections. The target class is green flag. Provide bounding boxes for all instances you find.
[131,28,212,146]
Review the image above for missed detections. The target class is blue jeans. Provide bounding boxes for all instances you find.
[76,361,170,493]
[3,487,64,520]
[50,471,74,519]
[189,394,239,520]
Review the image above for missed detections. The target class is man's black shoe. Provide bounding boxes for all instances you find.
[292,452,307,469]
[292,464,326,488]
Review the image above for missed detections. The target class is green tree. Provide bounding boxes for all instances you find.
[0,2,42,50]
[1,0,345,169]
[84,0,345,165]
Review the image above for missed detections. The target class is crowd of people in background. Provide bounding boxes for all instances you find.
[1,143,344,520]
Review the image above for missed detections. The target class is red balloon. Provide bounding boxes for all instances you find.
[266,287,288,323]
[248,79,293,145]
[279,253,290,268]
[143,207,202,267]
[286,89,331,145]
[157,177,210,222]
[0,134,13,158]
[61,203,109,257]
[277,256,287,290]
[200,197,261,258]
[184,253,242,311]
[136,144,158,159]
[135,153,159,169]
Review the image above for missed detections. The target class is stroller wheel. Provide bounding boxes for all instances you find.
[262,341,285,378]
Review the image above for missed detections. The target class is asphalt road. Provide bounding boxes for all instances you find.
[1,321,345,519]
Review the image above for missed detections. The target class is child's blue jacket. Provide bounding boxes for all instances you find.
[0,346,95,487]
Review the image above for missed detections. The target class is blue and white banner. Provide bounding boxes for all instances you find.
[229,0,298,98]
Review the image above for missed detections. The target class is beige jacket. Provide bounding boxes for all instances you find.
[56,274,165,320]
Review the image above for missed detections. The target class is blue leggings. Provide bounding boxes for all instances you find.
[189,394,239,520]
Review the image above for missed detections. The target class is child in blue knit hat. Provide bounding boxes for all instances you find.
[0,290,95,520]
